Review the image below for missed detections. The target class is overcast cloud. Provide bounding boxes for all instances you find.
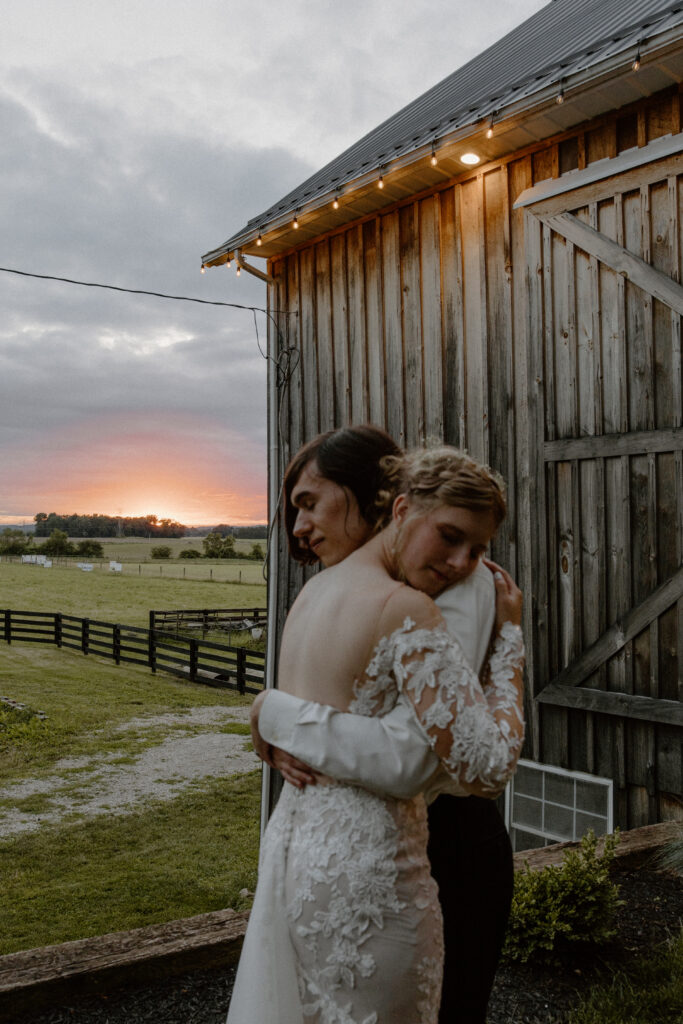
[1,0,546,526]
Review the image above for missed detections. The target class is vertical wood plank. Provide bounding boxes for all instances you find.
[485,167,515,570]
[382,211,405,445]
[461,176,487,462]
[510,156,537,755]
[420,194,444,441]
[363,219,387,429]
[330,233,351,425]
[299,247,319,440]
[346,224,369,423]
[525,209,550,760]
[439,186,465,448]
[315,240,335,431]
[400,202,424,446]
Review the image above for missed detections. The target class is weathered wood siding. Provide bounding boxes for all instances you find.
[267,86,683,828]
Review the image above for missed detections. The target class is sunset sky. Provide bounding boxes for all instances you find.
[1,0,546,528]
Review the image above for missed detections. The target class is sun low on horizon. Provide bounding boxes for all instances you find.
[1,420,268,529]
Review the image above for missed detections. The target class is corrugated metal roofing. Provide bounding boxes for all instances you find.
[204,0,683,263]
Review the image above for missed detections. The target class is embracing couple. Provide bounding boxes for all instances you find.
[227,426,525,1024]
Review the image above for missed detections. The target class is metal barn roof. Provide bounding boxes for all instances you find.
[203,0,683,265]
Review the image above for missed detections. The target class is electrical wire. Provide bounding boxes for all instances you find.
[0,265,269,314]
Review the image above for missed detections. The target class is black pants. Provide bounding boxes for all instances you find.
[427,794,514,1024]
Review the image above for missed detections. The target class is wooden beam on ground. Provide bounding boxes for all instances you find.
[513,820,681,872]
[0,908,249,1022]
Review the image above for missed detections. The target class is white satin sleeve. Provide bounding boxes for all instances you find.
[257,566,497,800]
[258,688,439,799]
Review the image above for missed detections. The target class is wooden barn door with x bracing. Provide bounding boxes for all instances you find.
[522,151,683,829]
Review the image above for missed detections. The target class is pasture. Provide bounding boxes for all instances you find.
[0,560,266,629]
[0,553,264,955]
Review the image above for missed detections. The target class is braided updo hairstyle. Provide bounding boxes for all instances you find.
[283,425,402,564]
[383,445,507,527]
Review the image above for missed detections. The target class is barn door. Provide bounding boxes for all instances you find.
[524,154,683,825]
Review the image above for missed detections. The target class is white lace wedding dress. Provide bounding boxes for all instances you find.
[227,619,524,1024]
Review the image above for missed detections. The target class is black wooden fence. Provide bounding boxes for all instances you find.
[149,606,267,635]
[1,609,265,694]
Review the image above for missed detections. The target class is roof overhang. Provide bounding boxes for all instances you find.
[202,19,683,267]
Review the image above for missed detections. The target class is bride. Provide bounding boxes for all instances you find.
[227,443,525,1024]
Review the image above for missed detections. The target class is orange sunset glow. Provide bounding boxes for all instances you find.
[2,415,267,528]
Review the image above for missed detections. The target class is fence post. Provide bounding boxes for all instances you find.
[189,638,199,682]
[237,647,246,695]
[113,624,121,665]
[54,613,62,648]
[82,618,90,656]
[149,610,156,633]
[148,620,157,673]
[4,609,11,645]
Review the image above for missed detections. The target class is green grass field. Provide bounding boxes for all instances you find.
[0,561,266,628]
[0,556,264,953]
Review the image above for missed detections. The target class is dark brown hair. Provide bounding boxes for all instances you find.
[283,425,401,564]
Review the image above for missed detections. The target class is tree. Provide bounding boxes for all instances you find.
[249,543,265,561]
[75,540,104,559]
[39,529,75,557]
[0,529,32,556]
[151,545,172,559]
[202,532,236,558]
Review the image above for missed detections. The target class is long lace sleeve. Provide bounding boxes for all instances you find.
[363,618,525,797]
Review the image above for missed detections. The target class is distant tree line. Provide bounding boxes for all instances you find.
[33,512,186,538]
[0,528,104,559]
[184,524,268,539]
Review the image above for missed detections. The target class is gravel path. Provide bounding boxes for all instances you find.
[0,706,259,836]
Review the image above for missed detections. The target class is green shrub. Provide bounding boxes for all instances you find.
[75,540,104,559]
[150,545,172,559]
[179,548,202,559]
[503,830,623,964]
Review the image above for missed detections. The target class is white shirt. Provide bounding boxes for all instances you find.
[258,561,496,803]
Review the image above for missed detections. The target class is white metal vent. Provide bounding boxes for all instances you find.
[505,759,613,852]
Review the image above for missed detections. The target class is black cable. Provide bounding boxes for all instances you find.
[0,265,269,313]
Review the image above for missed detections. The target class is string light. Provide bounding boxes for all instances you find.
[256,231,263,246]
[430,142,438,166]
[293,211,299,229]
[226,256,231,268]
[200,264,206,274]
[236,264,241,277]
[556,80,565,104]
[486,117,494,140]
[378,171,384,189]
[632,47,641,71]
[332,195,339,209]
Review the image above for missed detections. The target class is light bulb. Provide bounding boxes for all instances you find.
[486,123,494,140]
[236,265,241,276]
[378,173,384,189]
[430,143,438,166]
[460,152,481,166]
[200,264,206,274]
[257,232,262,246]
[632,52,641,71]
[226,257,231,268]
[293,212,299,228]
[332,196,339,209]
[556,89,564,105]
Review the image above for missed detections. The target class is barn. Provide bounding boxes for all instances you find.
[203,0,683,844]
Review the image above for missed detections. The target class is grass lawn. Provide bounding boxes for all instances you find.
[0,561,266,628]
[0,644,251,779]
[0,640,262,955]
[0,771,260,954]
